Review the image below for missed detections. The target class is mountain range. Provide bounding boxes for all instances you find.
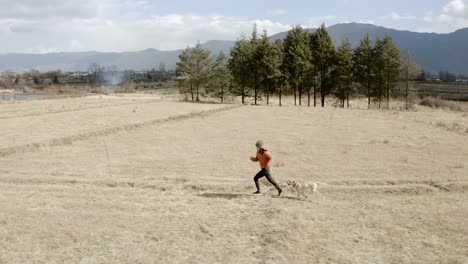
[1,23,467,75]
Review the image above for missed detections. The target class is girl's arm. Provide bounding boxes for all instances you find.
[250,153,259,162]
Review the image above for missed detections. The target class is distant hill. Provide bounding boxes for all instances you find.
[0,41,233,72]
[0,23,467,75]
[271,23,468,75]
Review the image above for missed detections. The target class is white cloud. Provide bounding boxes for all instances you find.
[423,11,434,22]
[135,15,291,50]
[382,12,417,21]
[26,46,60,54]
[267,9,287,16]
[358,20,376,25]
[3,1,467,54]
[0,13,292,53]
[434,0,468,31]
[0,0,101,19]
[307,15,336,28]
[443,0,468,17]
[69,40,84,50]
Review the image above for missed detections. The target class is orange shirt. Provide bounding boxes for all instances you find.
[253,150,272,168]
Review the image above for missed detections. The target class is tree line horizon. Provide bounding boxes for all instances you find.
[176,23,422,109]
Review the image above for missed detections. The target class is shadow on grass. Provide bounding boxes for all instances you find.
[199,192,309,202]
[274,196,306,201]
[198,193,252,199]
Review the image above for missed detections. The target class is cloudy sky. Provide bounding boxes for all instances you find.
[1,0,467,53]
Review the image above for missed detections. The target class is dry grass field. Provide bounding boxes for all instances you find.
[0,94,467,264]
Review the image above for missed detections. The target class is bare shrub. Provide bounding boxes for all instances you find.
[406,91,419,110]
[115,81,137,93]
[451,121,461,130]
[0,79,14,89]
[419,97,465,112]
[435,121,447,128]
[91,86,106,94]
[44,85,60,94]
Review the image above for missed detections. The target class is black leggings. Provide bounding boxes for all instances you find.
[254,168,281,191]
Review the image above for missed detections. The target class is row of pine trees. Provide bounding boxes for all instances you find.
[176,24,407,108]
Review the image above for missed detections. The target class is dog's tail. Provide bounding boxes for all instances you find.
[315,182,328,186]
[310,182,328,193]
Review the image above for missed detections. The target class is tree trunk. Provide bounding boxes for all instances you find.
[221,86,224,103]
[387,62,390,109]
[405,72,409,110]
[190,82,194,101]
[254,73,257,105]
[345,82,350,108]
[367,81,371,109]
[298,85,302,106]
[321,94,325,107]
[386,84,390,109]
[378,86,381,109]
[196,83,199,101]
[266,83,270,105]
[405,52,409,110]
[294,83,297,106]
[386,71,390,109]
[307,88,310,107]
[254,87,257,105]
[313,86,317,107]
[279,87,282,107]
[241,81,245,104]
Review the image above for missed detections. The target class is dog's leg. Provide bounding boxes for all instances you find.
[300,188,307,198]
[312,183,318,193]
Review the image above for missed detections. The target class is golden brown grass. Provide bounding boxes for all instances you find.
[419,97,466,112]
[0,94,466,263]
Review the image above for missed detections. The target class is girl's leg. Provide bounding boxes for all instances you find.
[264,168,282,192]
[253,170,266,191]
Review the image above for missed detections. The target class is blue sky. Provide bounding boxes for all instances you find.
[0,0,466,53]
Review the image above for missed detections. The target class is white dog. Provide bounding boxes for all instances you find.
[284,179,328,198]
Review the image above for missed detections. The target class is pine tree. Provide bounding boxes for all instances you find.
[192,42,212,101]
[209,51,230,103]
[374,36,401,108]
[256,30,269,104]
[176,48,195,101]
[382,35,401,108]
[271,40,285,106]
[334,39,354,108]
[353,33,375,109]
[228,36,252,104]
[374,37,386,108]
[176,43,212,102]
[257,30,283,105]
[401,50,422,109]
[283,25,312,106]
[250,24,261,105]
[310,24,336,107]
